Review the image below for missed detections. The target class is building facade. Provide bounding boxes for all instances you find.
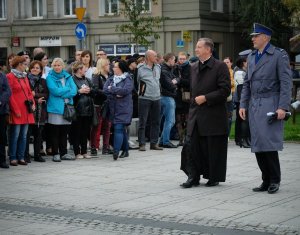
[0,0,242,65]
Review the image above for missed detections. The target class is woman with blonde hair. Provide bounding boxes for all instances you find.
[46,58,77,162]
[90,58,112,156]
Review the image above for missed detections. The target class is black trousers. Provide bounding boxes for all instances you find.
[32,125,44,158]
[255,151,281,184]
[0,115,8,164]
[50,124,70,157]
[72,116,91,155]
[188,124,228,182]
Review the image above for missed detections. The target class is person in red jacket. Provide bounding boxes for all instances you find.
[6,56,35,166]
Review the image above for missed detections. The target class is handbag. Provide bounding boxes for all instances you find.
[92,104,99,126]
[181,88,191,102]
[100,100,109,119]
[63,103,77,122]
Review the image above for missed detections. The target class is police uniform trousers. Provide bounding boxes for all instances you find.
[255,151,281,184]
[188,123,228,182]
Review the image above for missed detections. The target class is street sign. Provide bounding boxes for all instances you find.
[176,40,184,48]
[75,7,86,21]
[183,31,192,42]
[75,23,87,40]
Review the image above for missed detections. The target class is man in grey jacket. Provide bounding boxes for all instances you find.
[137,50,163,151]
[239,23,292,194]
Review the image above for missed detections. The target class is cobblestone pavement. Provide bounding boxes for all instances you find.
[0,141,299,235]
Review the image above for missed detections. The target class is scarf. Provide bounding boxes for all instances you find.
[11,69,27,79]
[28,73,41,88]
[113,72,128,86]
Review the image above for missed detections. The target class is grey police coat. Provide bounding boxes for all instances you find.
[240,44,292,153]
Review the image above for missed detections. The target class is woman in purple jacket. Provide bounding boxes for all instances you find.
[104,60,133,160]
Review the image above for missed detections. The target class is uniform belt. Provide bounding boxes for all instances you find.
[252,91,279,98]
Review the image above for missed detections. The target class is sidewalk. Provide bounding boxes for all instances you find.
[0,141,299,235]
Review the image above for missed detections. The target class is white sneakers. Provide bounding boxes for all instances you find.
[291,100,300,110]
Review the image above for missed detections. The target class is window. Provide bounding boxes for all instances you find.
[211,0,223,13]
[136,0,150,12]
[31,0,43,17]
[99,0,119,16]
[64,0,76,16]
[0,0,6,19]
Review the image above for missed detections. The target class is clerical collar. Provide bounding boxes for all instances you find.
[200,56,212,64]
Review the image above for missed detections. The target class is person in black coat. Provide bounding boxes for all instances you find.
[27,61,49,162]
[159,53,178,148]
[173,52,191,146]
[71,61,96,159]
[0,72,11,168]
[181,38,231,188]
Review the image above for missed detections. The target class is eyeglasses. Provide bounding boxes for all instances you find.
[97,53,106,56]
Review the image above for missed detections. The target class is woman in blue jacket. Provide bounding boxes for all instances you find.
[104,60,133,160]
[46,58,77,162]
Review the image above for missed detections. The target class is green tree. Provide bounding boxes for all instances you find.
[235,0,294,51]
[116,0,167,53]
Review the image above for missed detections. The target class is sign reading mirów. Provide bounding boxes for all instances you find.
[39,36,62,47]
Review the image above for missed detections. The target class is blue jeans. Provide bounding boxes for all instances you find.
[160,96,176,145]
[9,124,29,161]
[114,123,129,153]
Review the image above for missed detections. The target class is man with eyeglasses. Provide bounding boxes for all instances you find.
[96,50,107,61]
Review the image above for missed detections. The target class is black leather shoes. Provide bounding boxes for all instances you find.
[119,151,129,158]
[113,152,119,160]
[162,142,178,148]
[34,156,46,162]
[252,183,269,192]
[205,181,219,187]
[180,177,200,188]
[0,162,9,168]
[268,183,280,194]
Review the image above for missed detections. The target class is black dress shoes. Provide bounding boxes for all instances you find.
[119,151,129,158]
[0,162,9,168]
[205,181,219,187]
[113,152,119,160]
[162,142,178,148]
[252,183,269,192]
[34,156,46,162]
[180,177,200,188]
[268,183,280,194]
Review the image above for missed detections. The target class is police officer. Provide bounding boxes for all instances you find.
[239,23,292,194]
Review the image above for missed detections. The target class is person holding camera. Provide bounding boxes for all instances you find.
[6,56,35,166]
[27,60,49,162]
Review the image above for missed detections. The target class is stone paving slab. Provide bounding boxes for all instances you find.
[0,141,299,235]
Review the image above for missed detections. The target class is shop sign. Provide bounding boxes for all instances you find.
[183,31,192,42]
[99,45,115,55]
[116,44,131,54]
[133,45,148,53]
[39,36,62,47]
[12,37,20,47]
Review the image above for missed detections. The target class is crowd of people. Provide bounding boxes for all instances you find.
[0,46,200,167]
[0,23,296,195]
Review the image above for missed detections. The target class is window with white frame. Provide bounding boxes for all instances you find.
[99,0,119,16]
[31,0,43,17]
[64,0,76,16]
[210,0,223,12]
[135,0,151,12]
[0,0,6,19]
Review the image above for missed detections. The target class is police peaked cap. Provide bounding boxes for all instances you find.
[250,23,272,36]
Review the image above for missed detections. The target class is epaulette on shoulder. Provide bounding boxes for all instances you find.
[275,47,288,57]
